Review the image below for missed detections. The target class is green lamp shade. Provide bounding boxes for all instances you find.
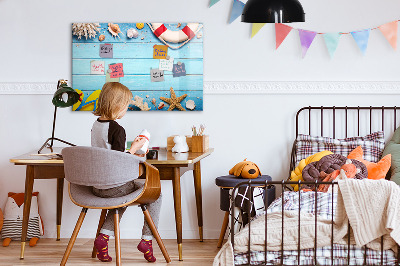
[52,84,80,108]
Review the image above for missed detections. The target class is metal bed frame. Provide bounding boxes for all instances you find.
[230,106,400,266]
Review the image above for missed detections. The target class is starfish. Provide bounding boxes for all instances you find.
[160,87,187,111]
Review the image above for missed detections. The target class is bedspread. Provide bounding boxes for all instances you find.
[214,180,400,266]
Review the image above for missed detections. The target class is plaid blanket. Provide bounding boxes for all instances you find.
[266,190,336,220]
[234,244,397,265]
[234,191,397,265]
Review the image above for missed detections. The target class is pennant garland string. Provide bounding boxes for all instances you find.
[208,2,400,58]
[273,20,398,58]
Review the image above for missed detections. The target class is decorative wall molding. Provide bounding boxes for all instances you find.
[204,81,400,94]
[0,83,55,94]
[1,81,400,95]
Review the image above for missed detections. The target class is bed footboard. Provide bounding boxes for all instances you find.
[230,180,400,266]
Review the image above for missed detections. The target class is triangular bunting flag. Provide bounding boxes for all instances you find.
[275,23,293,49]
[323,33,341,58]
[209,0,220,7]
[378,21,398,50]
[298,29,317,58]
[229,0,245,24]
[251,23,266,38]
[351,29,370,55]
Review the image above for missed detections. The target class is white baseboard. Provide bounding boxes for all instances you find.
[1,81,400,94]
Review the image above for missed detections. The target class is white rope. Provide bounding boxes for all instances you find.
[146,23,203,50]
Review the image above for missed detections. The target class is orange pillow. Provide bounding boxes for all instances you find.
[347,146,391,180]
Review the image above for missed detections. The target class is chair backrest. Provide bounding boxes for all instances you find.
[62,146,145,187]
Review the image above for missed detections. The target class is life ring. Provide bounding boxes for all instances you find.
[150,23,199,43]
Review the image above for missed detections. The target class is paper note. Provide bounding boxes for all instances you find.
[159,57,174,71]
[106,72,120,82]
[172,63,186,77]
[99,44,113,58]
[153,45,168,59]
[151,69,164,82]
[109,63,124,78]
[90,60,105,75]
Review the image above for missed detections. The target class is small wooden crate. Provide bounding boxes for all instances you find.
[191,135,209,153]
[167,136,192,151]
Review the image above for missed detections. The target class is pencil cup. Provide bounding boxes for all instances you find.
[191,135,209,153]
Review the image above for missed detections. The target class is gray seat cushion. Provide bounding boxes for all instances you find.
[69,180,145,208]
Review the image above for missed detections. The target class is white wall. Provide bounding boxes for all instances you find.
[1,0,400,239]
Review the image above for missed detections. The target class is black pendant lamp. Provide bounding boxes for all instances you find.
[242,0,305,23]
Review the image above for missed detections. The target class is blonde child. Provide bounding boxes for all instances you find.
[91,82,161,262]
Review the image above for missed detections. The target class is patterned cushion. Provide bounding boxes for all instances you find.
[295,131,385,166]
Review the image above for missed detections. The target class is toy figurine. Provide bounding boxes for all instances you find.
[229,159,261,179]
[1,192,43,247]
[172,135,189,153]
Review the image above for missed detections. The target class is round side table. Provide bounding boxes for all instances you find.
[215,175,275,248]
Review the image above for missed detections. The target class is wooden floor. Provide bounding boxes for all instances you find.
[0,239,221,265]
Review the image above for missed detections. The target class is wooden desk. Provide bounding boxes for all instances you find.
[10,147,213,261]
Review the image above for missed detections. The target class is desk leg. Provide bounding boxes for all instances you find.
[56,178,64,241]
[20,165,34,259]
[193,161,203,242]
[172,167,183,261]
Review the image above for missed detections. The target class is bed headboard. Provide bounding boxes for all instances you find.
[295,106,400,138]
[290,106,400,178]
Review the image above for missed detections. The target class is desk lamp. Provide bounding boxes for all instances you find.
[241,0,305,23]
[38,79,80,154]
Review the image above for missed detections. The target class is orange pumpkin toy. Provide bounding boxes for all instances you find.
[229,159,261,179]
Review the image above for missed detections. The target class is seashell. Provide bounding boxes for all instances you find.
[99,34,105,41]
[108,23,122,39]
[158,102,165,109]
[186,100,196,110]
[136,23,144,30]
[177,23,182,28]
[141,37,144,40]
[127,28,138,39]
[151,98,157,107]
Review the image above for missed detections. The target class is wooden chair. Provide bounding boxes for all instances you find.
[60,146,171,265]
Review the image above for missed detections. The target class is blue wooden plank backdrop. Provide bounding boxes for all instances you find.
[72,22,203,111]
[72,43,203,59]
[72,75,203,91]
[76,90,203,112]
[73,59,203,75]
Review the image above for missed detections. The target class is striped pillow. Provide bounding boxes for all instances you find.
[294,131,385,166]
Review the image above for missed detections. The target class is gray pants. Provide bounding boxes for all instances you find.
[92,180,162,240]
